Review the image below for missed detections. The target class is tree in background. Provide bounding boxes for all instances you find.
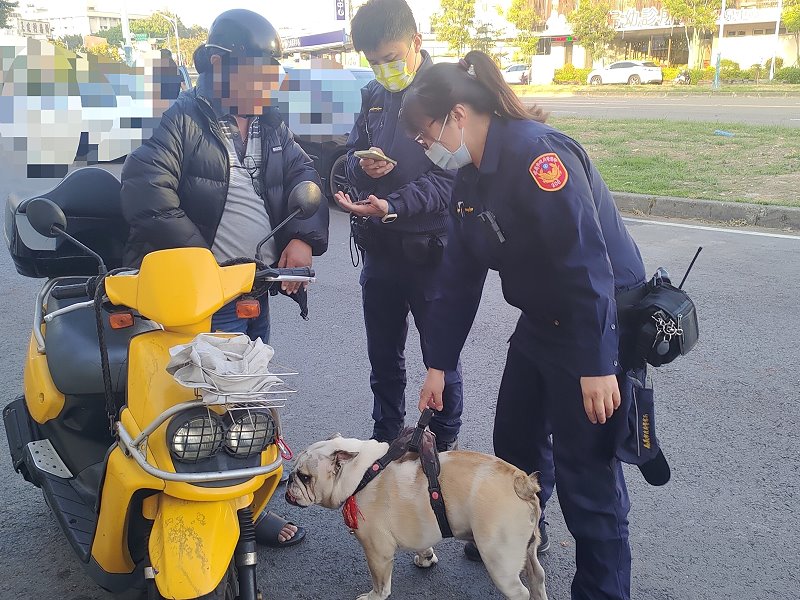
[506,0,542,62]
[60,34,85,51]
[567,0,616,67]
[85,42,123,62]
[0,0,18,28]
[95,13,208,66]
[784,0,800,67]
[471,21,506,64]
[96,24,124,47]
[431,0,476,55]
[662,0,721,69]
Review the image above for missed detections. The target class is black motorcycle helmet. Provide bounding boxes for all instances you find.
[194,9,283,73]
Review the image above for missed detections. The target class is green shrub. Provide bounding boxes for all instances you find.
[775,67,800,84]
[749,64,765,82]
[554,64,592,84]
[764,57,784,72]
[662,66,680,82]
[720,59,744,81]
[689,67,715,83]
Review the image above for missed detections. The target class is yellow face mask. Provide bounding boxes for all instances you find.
[371,41,417,92]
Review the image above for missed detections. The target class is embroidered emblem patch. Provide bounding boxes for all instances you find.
[529,153,569,192]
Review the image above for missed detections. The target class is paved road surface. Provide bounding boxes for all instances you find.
[523,95,800,127]
[0,172,798,600]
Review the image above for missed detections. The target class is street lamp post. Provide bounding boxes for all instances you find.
[769,0,785,81]
[713,0,727,90]
[156,12,181,66]
[120,0,133,66]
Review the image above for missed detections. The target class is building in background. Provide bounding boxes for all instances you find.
[529,0,796,83]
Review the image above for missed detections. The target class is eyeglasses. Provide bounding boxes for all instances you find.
[413,118,438,149]
[232,155,264,198]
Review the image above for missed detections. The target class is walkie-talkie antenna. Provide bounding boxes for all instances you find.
[679,246,703,290]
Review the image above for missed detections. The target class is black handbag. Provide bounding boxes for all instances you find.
[633,267,700,367]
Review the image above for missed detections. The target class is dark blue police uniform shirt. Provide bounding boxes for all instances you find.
[344,50,455,236]
[426,116,646,379]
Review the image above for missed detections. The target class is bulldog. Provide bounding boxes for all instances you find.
[286,435,548,600]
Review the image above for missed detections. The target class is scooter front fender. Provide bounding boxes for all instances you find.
[148,494,241,599]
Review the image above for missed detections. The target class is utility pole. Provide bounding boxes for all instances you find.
[770,0,785,81]
[120,0,133,66]
[156,12,181,66]
[713,0,727,89]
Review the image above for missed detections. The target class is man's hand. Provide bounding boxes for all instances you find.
[360,147,395,179]
[334,191,389,218]
[580,375,622,425]
[278,238,312,295]
[419,368,445,412]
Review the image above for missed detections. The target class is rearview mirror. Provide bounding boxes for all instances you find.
[26,198,67,238]
[287,181,322,221]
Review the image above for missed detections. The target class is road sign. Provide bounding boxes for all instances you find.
[134,33,148,41]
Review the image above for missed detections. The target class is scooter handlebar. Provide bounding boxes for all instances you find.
[254,267,315,282]
[50,282,90,300]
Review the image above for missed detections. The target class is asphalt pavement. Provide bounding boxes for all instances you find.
[523,95,800,127]
[0,180,798,600]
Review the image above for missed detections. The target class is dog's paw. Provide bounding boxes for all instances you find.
[356,592,388,600]
[413,549,439,569]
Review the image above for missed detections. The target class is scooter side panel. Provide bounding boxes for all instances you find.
[148,495,241,600]
[91,445,164,574]
[23,333,66,424]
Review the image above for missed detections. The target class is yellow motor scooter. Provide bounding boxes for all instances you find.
[3,167,321,599]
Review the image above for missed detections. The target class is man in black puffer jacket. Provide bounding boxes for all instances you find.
[120,9,328,550]
[121,10,328,320]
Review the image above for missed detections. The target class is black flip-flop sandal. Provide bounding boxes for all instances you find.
[254,511,307,548]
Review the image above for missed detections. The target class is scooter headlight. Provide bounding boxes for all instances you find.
[168,411,225,463]
[224,410,275,458]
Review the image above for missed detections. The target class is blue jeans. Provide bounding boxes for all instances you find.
[211,295,271,342]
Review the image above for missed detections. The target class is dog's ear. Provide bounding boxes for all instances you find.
[326,432,343,440]
[331,450,359,476]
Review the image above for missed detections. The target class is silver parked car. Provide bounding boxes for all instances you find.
[587,60,663,85]
[502,63,530,85]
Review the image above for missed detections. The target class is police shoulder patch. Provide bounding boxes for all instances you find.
[529,152,569,192]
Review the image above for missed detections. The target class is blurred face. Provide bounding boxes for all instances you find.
[211,53,285,116]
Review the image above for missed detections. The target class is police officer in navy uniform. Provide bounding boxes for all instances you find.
[334,0,463,451]
[403,50,649,600]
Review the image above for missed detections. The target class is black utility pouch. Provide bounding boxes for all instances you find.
[350,215,381,254]
[401,233,445,266]
[633,269,700,367]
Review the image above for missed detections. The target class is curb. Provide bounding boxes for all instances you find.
[613,192,800,232]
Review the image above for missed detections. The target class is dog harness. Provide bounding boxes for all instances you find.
[343,409,454,538]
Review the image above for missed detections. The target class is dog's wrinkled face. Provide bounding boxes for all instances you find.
[285,435,361,510]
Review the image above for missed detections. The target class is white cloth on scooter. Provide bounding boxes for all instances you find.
[166,333,282,395]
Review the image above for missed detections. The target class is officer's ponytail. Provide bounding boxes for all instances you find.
[462,51,546,122]
[401,50,546,135]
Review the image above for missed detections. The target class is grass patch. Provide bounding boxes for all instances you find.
[549,117,800,207]
[515,83,800,97]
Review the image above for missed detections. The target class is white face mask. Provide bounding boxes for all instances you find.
[425,114,472,170]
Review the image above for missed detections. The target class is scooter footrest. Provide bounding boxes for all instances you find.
[24,445,98,563]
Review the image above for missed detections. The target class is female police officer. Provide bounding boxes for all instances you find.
[402,51,648,600]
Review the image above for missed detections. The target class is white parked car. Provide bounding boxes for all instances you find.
[587,60,663,85]
[502,63,530,85]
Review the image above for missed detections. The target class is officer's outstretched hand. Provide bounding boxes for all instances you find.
[334,191,390,218]
[419,368,445,412]
[580,375,621,425]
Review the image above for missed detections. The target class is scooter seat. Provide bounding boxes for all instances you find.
[44,280,158,396]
